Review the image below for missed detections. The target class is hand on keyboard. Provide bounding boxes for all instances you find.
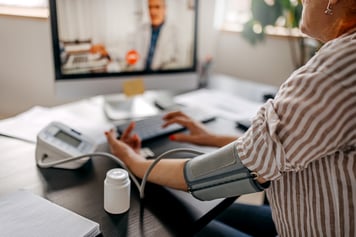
[115,107,215,142]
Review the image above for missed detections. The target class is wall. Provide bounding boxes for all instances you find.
[213,31,297,87]
[0,16,70,117]
[197,1,297,88]
[0,1,297,117]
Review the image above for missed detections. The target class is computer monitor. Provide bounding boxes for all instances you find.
[49,0,199,100]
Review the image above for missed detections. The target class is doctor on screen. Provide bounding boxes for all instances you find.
[128,0,189,71]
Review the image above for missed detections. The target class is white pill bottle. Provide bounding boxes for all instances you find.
[104,168,131,214]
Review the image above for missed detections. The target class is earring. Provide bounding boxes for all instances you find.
[324,2,333,15]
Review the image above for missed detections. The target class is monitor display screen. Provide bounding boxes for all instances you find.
[49,0,198,84]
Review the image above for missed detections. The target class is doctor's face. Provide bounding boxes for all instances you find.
[148,0,166,27]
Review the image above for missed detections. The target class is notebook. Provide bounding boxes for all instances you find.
[0,190,101,237]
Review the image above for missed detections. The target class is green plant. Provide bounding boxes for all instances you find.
[242,0,303,45]
[241,0,320,68]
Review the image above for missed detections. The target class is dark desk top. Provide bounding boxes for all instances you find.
[0,117,242,237]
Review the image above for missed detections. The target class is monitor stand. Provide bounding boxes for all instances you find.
[103,92,162,121]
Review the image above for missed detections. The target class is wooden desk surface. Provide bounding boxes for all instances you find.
[0,117,241,237]
[0,75,274,236]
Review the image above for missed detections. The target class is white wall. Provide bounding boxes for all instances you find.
[197,1,297,87]
[214,32,297,86]
[0,1,297,117]
[0,16,71,117]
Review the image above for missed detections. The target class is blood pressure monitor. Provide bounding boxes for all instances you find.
[36,121,97,169]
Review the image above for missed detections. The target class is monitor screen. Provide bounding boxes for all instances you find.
[49,0,199,99]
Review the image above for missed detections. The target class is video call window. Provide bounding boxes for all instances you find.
[51,0,197,77]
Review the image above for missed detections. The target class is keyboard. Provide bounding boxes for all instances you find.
[63,54,109,70]
[115,107,216,142]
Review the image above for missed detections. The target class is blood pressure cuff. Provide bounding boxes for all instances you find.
[184,141,269,201]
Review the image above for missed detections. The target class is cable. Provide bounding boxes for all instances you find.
[140,148,204,198]
[37,148,205,199]
[37,152,141,192]
[38,148,239,234]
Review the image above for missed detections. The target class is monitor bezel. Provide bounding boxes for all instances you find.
[49,0,199,83]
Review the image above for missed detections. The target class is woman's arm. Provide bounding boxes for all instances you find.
[105,129,189,191]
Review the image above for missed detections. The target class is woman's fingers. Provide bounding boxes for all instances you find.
[121,121,136,140]
[162,110,188,120]
[105,128,118,144]
[162,116,192,128]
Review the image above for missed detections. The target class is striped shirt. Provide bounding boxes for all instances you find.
[236,30,356,237]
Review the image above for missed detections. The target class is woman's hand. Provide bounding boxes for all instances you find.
[117,121,141,154]
[162,110,238,147]
[105,123,188,189]
[105,122,145,169]
[162,111,217,146]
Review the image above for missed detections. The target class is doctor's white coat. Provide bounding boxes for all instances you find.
[129,22,192,71]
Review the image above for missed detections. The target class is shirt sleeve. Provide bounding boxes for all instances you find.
[236,56,356,181]
[236,98,286,181]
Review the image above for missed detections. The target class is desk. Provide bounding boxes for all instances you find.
[0,74,277,236]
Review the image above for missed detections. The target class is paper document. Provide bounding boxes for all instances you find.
[0,190,100,237]
[175,88,263,121]
[0,105,112,145]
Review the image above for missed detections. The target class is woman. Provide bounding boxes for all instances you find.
[105,0,356,236]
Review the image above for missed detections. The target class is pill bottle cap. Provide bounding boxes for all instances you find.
[105,168,129,185]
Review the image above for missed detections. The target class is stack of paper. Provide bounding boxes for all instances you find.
[0,190,101,237]
[0,105,112,146]
[175,88,263,121]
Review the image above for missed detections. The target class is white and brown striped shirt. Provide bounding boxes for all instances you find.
[236,30,356,237]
